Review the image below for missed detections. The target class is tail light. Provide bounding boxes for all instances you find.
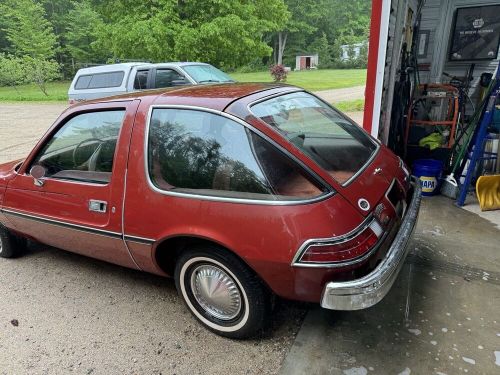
[295,220,384,265]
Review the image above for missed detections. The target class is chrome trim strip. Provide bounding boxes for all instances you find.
[320,179,421,310]
[21,175,110,187]
[0,207,157,246]
[121,165,143,270]
[143,104,334,206]
[291,215,380,268]
[246,89,380,188]
[0,208,122,239]
[244,88,305,108]
[124,235,155,245]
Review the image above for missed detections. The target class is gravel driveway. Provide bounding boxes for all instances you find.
[314,85,365,103]
[0,101,364,164]
[0,102,307,374]
[0,103,68,164]
[0,244,306,374]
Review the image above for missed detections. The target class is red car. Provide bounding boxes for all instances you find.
[0,83,420,338]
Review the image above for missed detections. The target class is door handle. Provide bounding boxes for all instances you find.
[88,200,107,213]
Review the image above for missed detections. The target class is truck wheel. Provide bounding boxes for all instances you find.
[0,226,26,258]
[175,246,270,339]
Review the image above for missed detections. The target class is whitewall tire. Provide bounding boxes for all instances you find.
[174,246,270,339]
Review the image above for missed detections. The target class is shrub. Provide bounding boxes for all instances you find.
[0,54,27,92]
[269,64,287,82]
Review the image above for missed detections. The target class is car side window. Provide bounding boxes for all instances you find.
[134,70,149,89]
[31,110,126,184]
[154,69,187,88]
[147,108,326,201]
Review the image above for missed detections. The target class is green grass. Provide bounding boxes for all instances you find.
[0,81,70,102]
[231,69,367,91]
[332,99,365,112]
[0,69,367,102]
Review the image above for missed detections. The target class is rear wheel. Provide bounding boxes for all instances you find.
[0,226,26,258]
[174,246,270,339]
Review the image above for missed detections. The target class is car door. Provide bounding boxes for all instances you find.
[133,68,152,90]
[2,100,140,269]
[152,68,190,88]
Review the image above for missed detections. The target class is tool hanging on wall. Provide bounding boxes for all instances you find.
[387,0,425,157]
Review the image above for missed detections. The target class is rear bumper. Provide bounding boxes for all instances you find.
[320,179,421,310]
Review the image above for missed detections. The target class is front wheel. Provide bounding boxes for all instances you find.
[0,226,27,258]
[174,246,270,339]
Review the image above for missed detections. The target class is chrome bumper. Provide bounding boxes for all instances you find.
[320,180,422,310]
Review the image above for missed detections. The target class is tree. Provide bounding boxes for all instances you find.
[0,54,26,93]
[274,0,322,65]
[65,1,105,63]
[94,0,288,69]
[317,0,371,46]
[309,33,332,68]
[0,0,58,59]
[22,57,61,96]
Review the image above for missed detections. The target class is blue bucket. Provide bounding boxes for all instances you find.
[412,159,443,196]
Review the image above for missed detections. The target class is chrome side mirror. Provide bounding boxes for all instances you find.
[30,165,46,187]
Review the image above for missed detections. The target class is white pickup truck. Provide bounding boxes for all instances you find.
[68,62,234,104]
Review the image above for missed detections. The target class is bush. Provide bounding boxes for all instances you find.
[0,54,27,91]
[269,64,287,82]
[234,58,268,73]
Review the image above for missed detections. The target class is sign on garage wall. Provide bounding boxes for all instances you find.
[449,5,500,61]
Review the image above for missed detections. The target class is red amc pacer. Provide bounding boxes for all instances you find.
[0,83,421,338]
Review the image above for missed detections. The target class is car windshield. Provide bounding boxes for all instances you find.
[251,92,378,184]
[183,64,234,83]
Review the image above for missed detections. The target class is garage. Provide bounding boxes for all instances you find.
[364,0,500,209]
[281,1,500,373]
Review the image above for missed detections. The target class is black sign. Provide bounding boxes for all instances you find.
[449,5,500,61]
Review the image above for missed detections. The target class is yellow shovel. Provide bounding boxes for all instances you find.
[476,175,500,211]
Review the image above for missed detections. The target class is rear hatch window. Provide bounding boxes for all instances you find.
[75,71,125,90]
[251,92,378,184]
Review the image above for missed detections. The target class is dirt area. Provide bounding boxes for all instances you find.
[0,101,364,374]
[0,243,307,374]
[314,85,365,103]
[0,102,364,164]
[0,103,68,164]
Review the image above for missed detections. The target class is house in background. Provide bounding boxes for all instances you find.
[295,54,318,70]
[340,42,368,61]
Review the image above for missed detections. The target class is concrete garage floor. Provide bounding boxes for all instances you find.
[280,197,500,375]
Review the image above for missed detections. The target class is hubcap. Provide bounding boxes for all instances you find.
[190,264,242,320]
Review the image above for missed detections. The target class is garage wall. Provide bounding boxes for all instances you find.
[376,0,500,143]
[421,0,500,101]
[378,0,420,143]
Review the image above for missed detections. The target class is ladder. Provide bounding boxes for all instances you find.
[456,64,500,207]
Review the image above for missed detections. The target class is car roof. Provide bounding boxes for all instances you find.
[70,83,298,111]
[75,62,152,74]
[75,62,212,75]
